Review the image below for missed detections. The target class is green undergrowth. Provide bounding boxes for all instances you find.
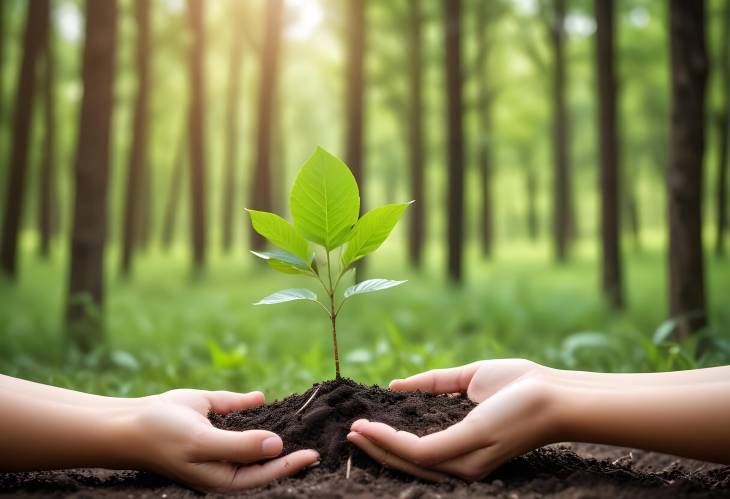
[1,238,729,400]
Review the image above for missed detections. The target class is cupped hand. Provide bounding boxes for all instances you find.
[347,359,560,481]
[125,389,319,492]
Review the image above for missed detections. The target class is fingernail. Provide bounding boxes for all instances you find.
[346,431,358,440]
[261,437,282,457]
[307,460,321,469]
[351,419,368,431]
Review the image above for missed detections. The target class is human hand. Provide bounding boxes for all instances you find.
[119,389,319,492]
[347,359,560,481]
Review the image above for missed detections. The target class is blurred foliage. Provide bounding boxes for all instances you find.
[0,0,729,397]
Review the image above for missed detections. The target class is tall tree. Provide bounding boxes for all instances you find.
[407,0,425,268]
[65,0,117,350]
[0,0,6,129]
[161,132,186,250]
[222,1,246,253]
[715,0,730,257]
[345,0,367,206]
[595,0,623,308]
[249,0,283,250]
[444,0,464,283]
[121,0,152,277]
[38,1,58,258]
[187,0,207,270]
[667,0,708,337]
[0,0,48,277]
[547,0,573,263]
[474,0,495,258]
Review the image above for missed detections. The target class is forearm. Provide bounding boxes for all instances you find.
[549,365,730,387]
[555,379,730,464]
[0,374,129,408]
[0,388,140,471]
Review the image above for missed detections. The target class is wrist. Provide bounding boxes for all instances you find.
[98,397,150,470]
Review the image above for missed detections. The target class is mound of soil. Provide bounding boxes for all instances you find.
[208,377,475,471]
[2,378,729,497]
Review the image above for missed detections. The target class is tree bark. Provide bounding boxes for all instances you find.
[444,0,464,283]
[667,0,708,337]
[249,0,283,250]
[222,1,245,253]
[187,0,207,271]
[0,0,48,277]
[526,164,539,241]
[475,0,494,259]
[121,0,151,277]
[549,0,572,263]
[38,4,58,258]
[595,0,623,309]
[715,1,729,258]
[162,132,186,250]
[407,0,425,268]
[345,0,366,204]
[65,0,117,350]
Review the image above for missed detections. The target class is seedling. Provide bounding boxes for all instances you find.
[247,147,412,379]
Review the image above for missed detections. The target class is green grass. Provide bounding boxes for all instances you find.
[1,235,729,401]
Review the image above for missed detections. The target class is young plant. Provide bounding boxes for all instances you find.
[247,147,412,379]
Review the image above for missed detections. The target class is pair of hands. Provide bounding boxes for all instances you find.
[347,359,555,481]
[143,360,545,490]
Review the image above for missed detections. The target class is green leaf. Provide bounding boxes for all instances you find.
[344,279,407,298]
[290,147,360,250]
[246,210,310,262]
[342,202,412,267]
[251,250,312,275]
[253,288,318,305]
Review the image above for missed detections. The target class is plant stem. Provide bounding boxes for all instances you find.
[325,250,341,379]
[330,304,340,379]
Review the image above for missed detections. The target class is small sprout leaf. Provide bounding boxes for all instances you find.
[254,288,318,305]
[344,279,407,298]
[251,249,311,274]
[290,147,360,249]
[343,202,412,267]
[246,210,310,262]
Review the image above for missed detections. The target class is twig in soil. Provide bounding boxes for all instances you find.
[295,386,321,415]
[346,454,352,480]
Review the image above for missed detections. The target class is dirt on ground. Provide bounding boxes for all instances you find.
[2,378,729,498]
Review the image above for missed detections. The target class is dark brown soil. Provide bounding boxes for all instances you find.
[2,378,729,498]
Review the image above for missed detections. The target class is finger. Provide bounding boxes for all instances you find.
[228,450,320,490]
[347,432,448,482]
[389,362,482,394]
[350,419,487,466]
[193,427,284,464]
[204,390,265,414]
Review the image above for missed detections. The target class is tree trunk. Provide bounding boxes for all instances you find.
[0,0,6,129]
[121,0,151,277]
[549,0,572,263]
[667,0,708,337]
[162,133,186,250]
[249,0,283,250]
[715,1,729,258]
[407,0,425,268]
[526,164,539,241]
[475,1,493,259]
[595,0,623,309]
[65,0,117,350]
[345,0,366,204]
[626,174,641,250]
[136,161,152,251]
[444,0,464,283]
[0,0,48,277]
[38,6,58,258]
[187,0,207,271]
[222,1,245,254]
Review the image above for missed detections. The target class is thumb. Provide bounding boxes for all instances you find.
[390,362,482,394]
[192,427,283,464]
